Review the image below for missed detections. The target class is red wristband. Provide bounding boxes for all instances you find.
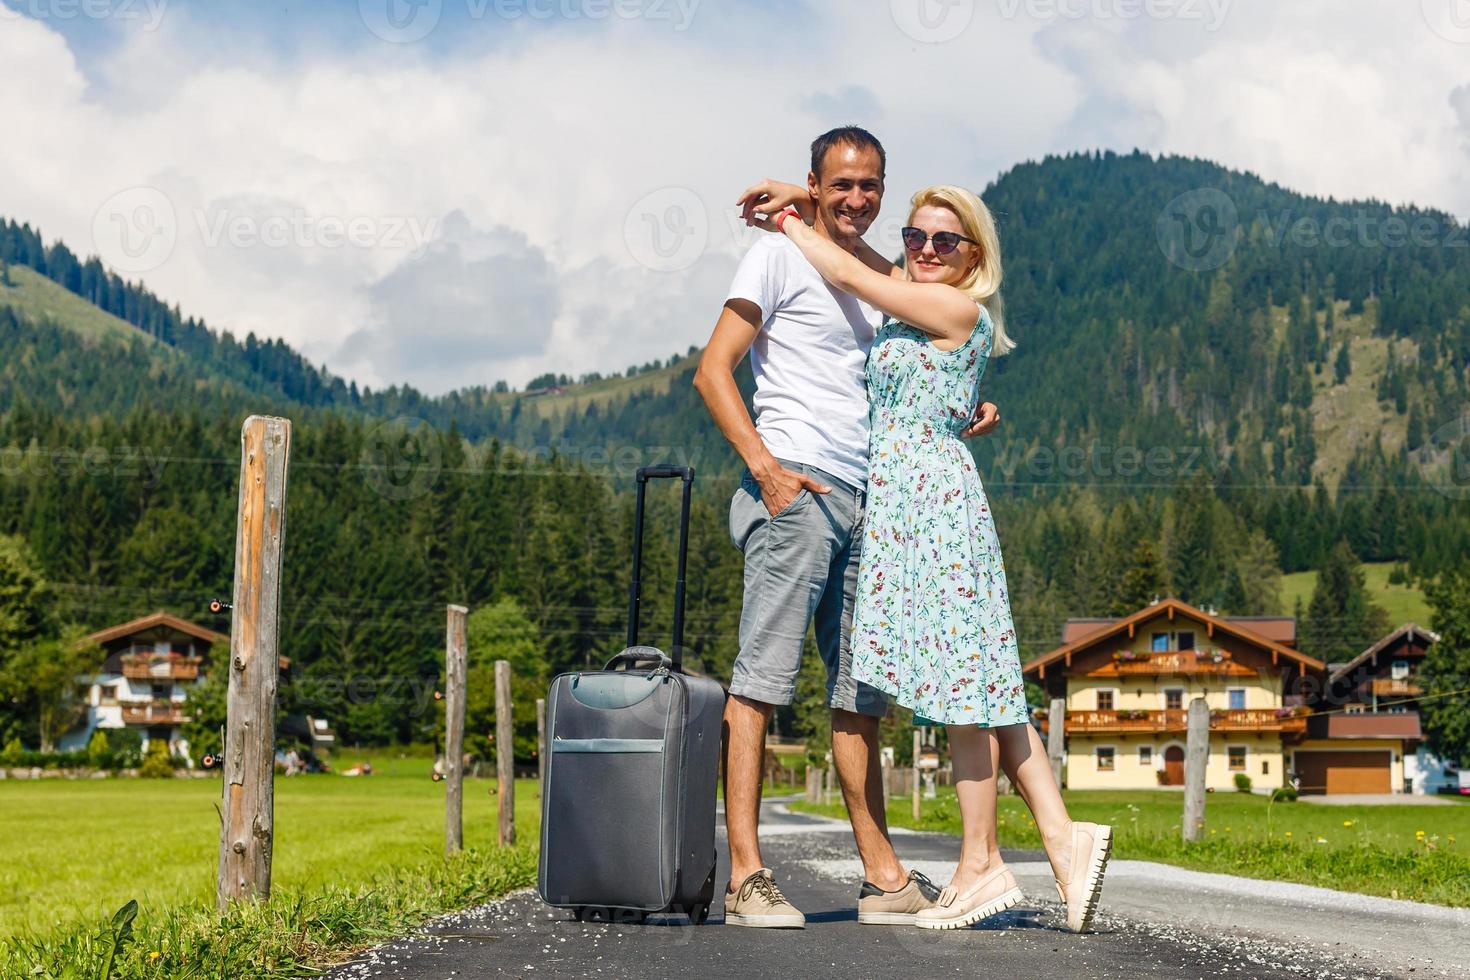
[775,208,800,233]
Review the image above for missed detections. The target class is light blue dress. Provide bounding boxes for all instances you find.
[849,305,1028,727]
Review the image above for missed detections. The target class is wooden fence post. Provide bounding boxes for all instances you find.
[444,604,468,855]
[911,729,921,821]
[496,659,515,846]
[217,415,291,911]
[805,765,820,804]
[536,697,546,797]
[1183,697,1210,842]
[1047,697,1066,789]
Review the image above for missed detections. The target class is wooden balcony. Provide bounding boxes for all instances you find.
[120,701,191,726]
[120,654,202,682]
[1369,678,1422,698]
[1039,708,1307,735]
[1086,650,1259,678]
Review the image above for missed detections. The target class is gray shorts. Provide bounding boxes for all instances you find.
[727,458,889,718]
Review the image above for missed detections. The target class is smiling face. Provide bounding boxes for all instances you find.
[807,142,884,244]
[904,204,980,287]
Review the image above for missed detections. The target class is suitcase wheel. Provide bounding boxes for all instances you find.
[574,906,649,925]
[691,903,711,925]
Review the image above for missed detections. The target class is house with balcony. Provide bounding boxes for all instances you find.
[1299,623,1447,795]
[1024,598,1323,792]
[58,611,225,760]
[1024,599,1439,795]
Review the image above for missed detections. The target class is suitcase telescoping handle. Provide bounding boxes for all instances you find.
[627,464,694,670]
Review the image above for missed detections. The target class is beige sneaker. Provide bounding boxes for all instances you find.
[915,864,1024,930]
[1054,821,1112,933]
[724,869,805,928]
[857,870,941,925]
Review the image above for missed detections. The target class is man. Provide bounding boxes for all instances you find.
[693,126,1001,928]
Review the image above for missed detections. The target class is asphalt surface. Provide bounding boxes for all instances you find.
[326,798,1455,980]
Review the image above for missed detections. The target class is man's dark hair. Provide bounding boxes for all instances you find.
[810,126,886,182]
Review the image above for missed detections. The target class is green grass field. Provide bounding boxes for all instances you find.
[1280,560,1433,626]
[792,788,1470,906]
[0,753,540,939]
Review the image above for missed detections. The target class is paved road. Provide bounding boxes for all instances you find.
[328,798,1460,980]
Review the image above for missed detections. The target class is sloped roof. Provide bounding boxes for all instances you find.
[1060,613,1295,646]
[1328,623,1440,685]
[1025,598,1324,679]
[84,611,226,647]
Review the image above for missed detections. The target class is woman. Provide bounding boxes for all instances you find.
[742,181,1111,932]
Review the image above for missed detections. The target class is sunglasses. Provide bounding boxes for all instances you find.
[901,226,978,255]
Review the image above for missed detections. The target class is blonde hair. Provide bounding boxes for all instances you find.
[908,185,1015,355]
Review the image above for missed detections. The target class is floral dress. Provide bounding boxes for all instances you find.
[849,304,1027,727]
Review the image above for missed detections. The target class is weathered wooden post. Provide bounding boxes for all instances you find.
[805,764,820,804]
[536,697,546,797]
[217,415,291,911]
[495,659,515,846]
[444,604,468,855]
[1183,697,1210,842]
[824,764,835,806]
[1047,697,1066,789]
[911,728,922,821]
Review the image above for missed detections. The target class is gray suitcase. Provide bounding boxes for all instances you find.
[537,465,724,924]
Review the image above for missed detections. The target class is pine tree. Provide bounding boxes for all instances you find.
[1116,538,1166,614]
[1300,542,1391,662]
[1334,341,1351,384]
[1421,566,1470,766]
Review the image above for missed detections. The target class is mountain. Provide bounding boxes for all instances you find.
[0,219,703,440]
[2,151,1468,748]
[6,151,1467,490]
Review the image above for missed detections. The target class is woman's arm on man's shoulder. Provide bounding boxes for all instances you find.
[776,218,977,344]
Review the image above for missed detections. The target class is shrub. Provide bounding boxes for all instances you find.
[0,738,22,767]
[1270,785,1298,802]
[86,731,110,769]
[1234,773,1252,793]
[104,729,143,770]
[138,743,174,779]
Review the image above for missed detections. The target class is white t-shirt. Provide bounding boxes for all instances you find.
[725,235,883,489]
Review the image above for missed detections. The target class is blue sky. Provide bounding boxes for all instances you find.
[2,0,1468,391]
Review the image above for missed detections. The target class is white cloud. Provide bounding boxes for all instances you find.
[339,210,559,390]
[0,0,1465,394]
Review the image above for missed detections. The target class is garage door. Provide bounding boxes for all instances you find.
[1296,751,1390,794]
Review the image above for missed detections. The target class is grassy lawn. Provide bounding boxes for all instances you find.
[0,752,541,939]
[792,788,1470,906]
[1280,560,1431,625]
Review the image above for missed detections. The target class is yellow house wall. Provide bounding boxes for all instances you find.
[1062,611,1289,712]
[1065,675,1281,712]
[1067,733,1284,791]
